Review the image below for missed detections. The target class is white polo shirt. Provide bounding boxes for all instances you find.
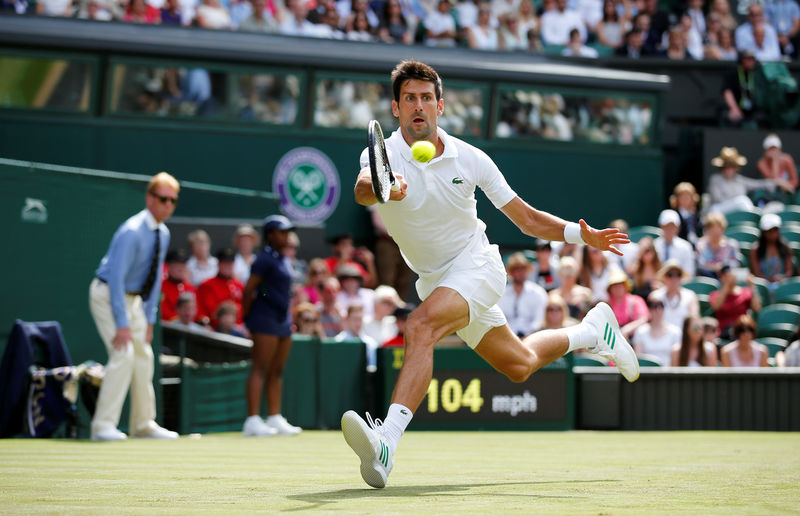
[360,128,517,278]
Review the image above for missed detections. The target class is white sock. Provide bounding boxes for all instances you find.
[382,403,412,455]
[266,414,282,423]
[565,322,597,353]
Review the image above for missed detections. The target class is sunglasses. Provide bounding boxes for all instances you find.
[151,192,179,205]
[299,317,318,323]
[546,306,563,312]
[310,269,326,275]
[648,302,664,309]
[665,271,682,278]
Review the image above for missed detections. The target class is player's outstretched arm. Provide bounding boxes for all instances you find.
[500,197,629,255]
[354,167,407,206]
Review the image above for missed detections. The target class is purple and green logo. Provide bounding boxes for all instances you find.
[273,147,340,224]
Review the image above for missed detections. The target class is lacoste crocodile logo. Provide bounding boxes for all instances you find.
[452,178,464,184]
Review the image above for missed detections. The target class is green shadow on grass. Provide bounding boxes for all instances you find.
[286,480,619,511]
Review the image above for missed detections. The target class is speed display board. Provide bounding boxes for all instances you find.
[377,347,574,430]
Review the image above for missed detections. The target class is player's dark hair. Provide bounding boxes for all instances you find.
[391,60,442,102]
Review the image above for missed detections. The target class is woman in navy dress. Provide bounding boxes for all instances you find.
[241,215,302,436]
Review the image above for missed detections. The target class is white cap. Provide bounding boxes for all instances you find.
[658,209,681,227]
[763,134,782,150]
[760,213,782,231]
[374,285,406,308]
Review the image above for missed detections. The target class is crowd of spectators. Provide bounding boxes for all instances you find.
[158,132,800,370]
[5,0,799,62]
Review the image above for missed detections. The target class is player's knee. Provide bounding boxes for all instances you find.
[404,314,439,347]
[505,364,533,383]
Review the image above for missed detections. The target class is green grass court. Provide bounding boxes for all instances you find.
[2,431,798,514]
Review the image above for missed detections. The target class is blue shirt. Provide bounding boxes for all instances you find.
[249,244,292,317]
[765,0,800,35]
[96,209,170,328]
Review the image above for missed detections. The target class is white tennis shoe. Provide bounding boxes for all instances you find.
[341,410,394,488]
[242,415,277,437]
[265,414,302,436]
[583,302,640,382]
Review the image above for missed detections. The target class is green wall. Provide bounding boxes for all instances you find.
[0,114,663,248]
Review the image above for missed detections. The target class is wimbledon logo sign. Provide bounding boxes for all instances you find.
[273,147,340,224]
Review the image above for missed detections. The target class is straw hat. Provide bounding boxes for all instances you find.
[606,268,631,292]
[657,259,689,282]
[711,147,747,168]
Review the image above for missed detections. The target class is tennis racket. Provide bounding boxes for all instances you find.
[368,119,399,203]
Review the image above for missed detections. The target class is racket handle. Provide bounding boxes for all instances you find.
[391,183,400,192]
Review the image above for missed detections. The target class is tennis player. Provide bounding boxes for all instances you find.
[342,60,639,488]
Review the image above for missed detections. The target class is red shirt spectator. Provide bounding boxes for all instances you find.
[160,249,196,321]
[197,248,244,327]
[710,265,762,339]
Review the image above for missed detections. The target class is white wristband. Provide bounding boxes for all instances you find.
[564,222,585,244]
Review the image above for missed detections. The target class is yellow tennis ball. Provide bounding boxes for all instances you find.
[411,140,435,163]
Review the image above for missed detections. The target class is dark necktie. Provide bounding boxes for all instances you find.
[140,228,160,299]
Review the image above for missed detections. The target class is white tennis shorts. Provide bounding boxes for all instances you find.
[415,243,508,349]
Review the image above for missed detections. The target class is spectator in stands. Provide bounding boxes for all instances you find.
[654,209,696,277]
[551,256,593,319]
[651,259,700,334]
[735,3,780,60]
[215,300,247,337]
[615,28,645,57]
[35,0,73,16]
[186,229,218,286]
[580,245,612,301]
[299,258,329,305]
[161,248,198,322]
[685,0,704,38]
[242,215,302,436]
[197,248,244,328]
[125,0,162,22]
[160,0,183,24]
[702,316,720,348]
[455,0,480,31]
[596,0,631,49]
[531,239,561,291]
[750,213,795,287]
[665,26,690,60]
[237,0,279,31]
[671,315,719,366]
[540,293,577,330]
[626,236,662,299]
[293,301,326,337]
[324,233,377,288]
[467,5,500,49]
[716,27,739,60]
[696,212,740,279]
[89,172,179,441]
[314,5,345,37]
[708,0,736,32]
[632,293,680,366]
[281,0,320,36]
[346,9,377,39]
[174,291,205,329]
[498,252,548,338]
[491,0,519,19]
[707,146,785,213]
[607,218,638,271]
[632,12,662,55]
[561,27,599,56]
[196,0,232,28]
[499,13,529,50]
[335,304,380,371]
[232,223,260,284]
[516,0,538,36]
[378,0,413,43]
[76,0,117,20]
[540,0,585,45]
[606,268,649,339]
[720,314,768,366]
[425,0,459,47]
[765,0,800,58]
[363,285,404,344]
[637,0,668,44]
[680,12,705,60]
[775,327,800,366]
[339,0,380,29]
[721,50,761,127]
[577,0,603,35]
[669,182,703,247]
[336,264,376,319]
[757,133,798,203]
[382,303,415,347]
[710,264,762,339]
[319,276,345,336]
[284,232,306,286]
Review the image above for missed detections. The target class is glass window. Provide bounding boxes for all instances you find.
[109,63,299,124]
[496,89,653,146]
[314,77,485,137]
[0,56,93,112]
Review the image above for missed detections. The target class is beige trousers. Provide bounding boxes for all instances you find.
[89,278,156,435]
